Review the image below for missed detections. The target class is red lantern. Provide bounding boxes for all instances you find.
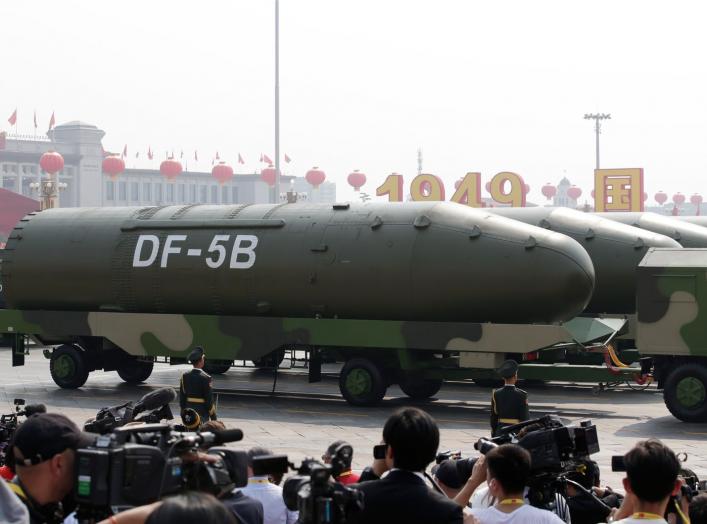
[347,170,366,191]
[160,158,182,181]
[673,192,685,205]
[260,165,277,186]
[212,162,234,185]
[567,186,582,200]
[690,193,703,206]
[102,155,125,180]
[39,151,64,175]
[655,191,667,205]
[306,167,326,188]
[541,184,556,200]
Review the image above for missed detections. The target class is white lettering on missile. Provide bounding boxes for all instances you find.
[206,235,230,269]
[187,249,202,256]
[160,235,187,268]
[133,235,160,267]
[230,235,258,269]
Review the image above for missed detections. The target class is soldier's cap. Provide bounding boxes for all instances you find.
[11,413,96,466]
[188,346,205,364]
[497,359,519,379]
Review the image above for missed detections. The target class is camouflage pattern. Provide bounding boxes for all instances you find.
[597,212,707,248]
[637,248,707,357]
[0,308,624,366]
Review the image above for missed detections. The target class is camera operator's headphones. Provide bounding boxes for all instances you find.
[330,443,354,477]
[181,408,201,430]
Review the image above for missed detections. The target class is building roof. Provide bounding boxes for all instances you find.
[55,120,99,129]
[0,189,39,239]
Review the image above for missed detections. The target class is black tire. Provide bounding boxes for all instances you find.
[339,358,387,406]
[204,360,232,375]
[117,359,154,384]
[252,349,286,369]
[399,377,443,400]
[664,362,707,422]
[50,344,89,389]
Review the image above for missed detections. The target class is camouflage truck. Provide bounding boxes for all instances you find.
[637,248,707,422]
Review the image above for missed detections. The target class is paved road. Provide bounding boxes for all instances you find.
[2,349,706,488]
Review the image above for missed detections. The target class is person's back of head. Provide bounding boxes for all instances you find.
[383,407,439,472]
[200,420,226,432]
[485,444,531,496]
[624,439,680,503]
[247,446,273,470]
[146,492,237,524]
[690,493,707,524]
[326,439,353,470]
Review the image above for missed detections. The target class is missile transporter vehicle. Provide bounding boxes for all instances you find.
[0,202,639,406]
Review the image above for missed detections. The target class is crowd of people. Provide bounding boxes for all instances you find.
[0,406,705,524]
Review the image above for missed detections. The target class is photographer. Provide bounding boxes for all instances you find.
[564,461,621,524]
[609,439,681,524]
[468,444,564,523]
[7,413,96,524]
[352,407,464,524]
[690,493,707,524]
[322,440,360,485]
[242,446,298,524]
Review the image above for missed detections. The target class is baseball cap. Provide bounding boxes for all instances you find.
[11,413,96,466]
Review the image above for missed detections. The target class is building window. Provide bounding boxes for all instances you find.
[166,184,175,202]
[155,184,163,203]
[119,181,127,201]
[190,185,197,203]
[179,184,186,203]
[131,182,140,201]
[143,182,152,202]
[106,181,115,201]
[200,185,207,203]
[231,186,239,203]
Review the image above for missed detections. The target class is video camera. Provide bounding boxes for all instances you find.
[252,454,364,524]
[83,388,177,434]
[75,422,247,522]
[474,415,600,509]
[0,398,46,466]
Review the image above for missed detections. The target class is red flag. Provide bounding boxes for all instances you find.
[263,154,273,164]
[33,110,37,129]
[8,109,17,126]
[48,112,55,131]
[194,150,198,161]
[0,131,6,150]
[148,147,153,160]
[284,154,291,163]
[122,145,128,158]
[238,153,244,164]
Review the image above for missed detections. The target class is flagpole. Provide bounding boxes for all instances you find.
[274,0,281,203]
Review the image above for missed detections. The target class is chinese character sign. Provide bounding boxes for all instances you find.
[593,168,644,212]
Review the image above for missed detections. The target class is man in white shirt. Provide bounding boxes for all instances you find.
[468,444,564,524]
[241,447,298,524]
[608,439,681,524]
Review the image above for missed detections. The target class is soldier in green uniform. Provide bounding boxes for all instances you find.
[179,346,217,429]
[490,359,529,437]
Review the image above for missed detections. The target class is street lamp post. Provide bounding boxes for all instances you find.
[583,113,611,170]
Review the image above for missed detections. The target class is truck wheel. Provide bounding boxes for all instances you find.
[340,358,387,406]
[664,363,707,422]
[252,349,286,369]
[50,344,89,389]
[400,377,443,400]
[204,360,232,375]
[117,359,154,384]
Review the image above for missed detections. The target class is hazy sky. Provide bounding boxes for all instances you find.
[2,1,706,202]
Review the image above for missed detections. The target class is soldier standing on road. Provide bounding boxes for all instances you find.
[490,359,529,437]
[179,346,217,429]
